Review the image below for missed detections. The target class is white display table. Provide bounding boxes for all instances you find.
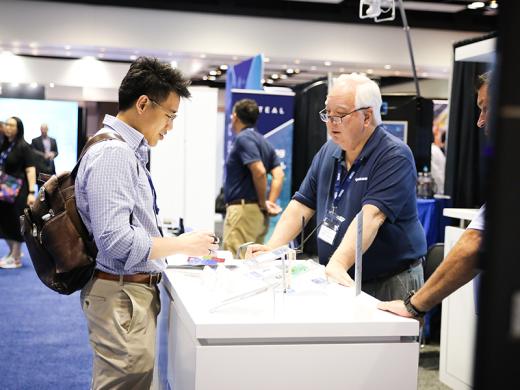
[439,208,480,390]
[160,261,420,390]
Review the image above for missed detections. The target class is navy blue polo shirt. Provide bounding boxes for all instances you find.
[294,126,427,281]
[225,128,281,203]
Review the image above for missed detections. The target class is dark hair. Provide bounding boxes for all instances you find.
[233,99,259,127]
[1,116,24,149]
[118,57,191,111]
[476,71,492,91]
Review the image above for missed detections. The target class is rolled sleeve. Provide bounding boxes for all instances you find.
[362,153,415,223]
[84,145,151,267]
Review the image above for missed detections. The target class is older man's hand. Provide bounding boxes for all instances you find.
[325,260,354,287]
[244,244,272,259]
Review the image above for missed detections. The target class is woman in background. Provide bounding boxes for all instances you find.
[0,117,36,268]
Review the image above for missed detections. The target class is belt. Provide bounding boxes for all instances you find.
[226,199,258,207]
[94,270,162,286]
[365,257,425,283]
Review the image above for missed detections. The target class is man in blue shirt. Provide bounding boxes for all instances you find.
[250,73,426,301]
[75,57,218,389]
[224,99,284,257]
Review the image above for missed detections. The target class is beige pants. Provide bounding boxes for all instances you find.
[80,277,160,390]
[223,203,268,257]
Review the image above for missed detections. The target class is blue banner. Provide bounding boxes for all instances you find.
[229,89,295,240]
[224,55,264,159]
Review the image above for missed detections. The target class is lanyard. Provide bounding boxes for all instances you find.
[0,142,15,168]
[145,172,160,215]
[331,157,362,212]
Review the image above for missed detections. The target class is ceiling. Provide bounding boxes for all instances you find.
[6,0,498,89]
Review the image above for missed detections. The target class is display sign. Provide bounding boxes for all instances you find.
[382,120,408,143]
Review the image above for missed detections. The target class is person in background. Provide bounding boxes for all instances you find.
[0,116,36,268]
[0,120,5,144]
[223,98,284,257]
[431,113,447,194]
[76,57,218,389]
[378,71,491,319]
[249,73,427,301]
[31,123,59,175]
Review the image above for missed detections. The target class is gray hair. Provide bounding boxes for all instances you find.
[332,73,382,125]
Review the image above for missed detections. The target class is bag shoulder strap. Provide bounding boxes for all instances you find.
[71,131,125,178]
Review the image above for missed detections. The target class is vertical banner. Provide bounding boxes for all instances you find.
[224,54,264,160]
[230,89,295,240]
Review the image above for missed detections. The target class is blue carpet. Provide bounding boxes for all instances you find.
[0,241,92,389]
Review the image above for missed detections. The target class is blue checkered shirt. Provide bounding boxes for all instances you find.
[75,115,165,274]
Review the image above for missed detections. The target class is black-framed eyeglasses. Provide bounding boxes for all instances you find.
[319,107,370,125]
[150,99,177,122]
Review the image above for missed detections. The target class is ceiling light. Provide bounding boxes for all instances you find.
[232,56,238,61]
[271,74,279,79]
[202,76,208,80]
[421,72,429,77]
[220,64,228,70]
[367,69,374,74]
[200,53,207,58]
[280,74,288,79]
[30,82,38,88]
[384,64,392,70]
[49,82,55,88]
[64,45,71,50]
[130,55,137,60]
[294,59,300,64]
[264,57,270,63]
[286,68,294,74]
[261,79,265,84]
[208,75,216,81]
[170,60,178,69]
[489,0,498,9]
[209,70,217,76]
[266,79,274,84]
[310,66,317,71]
[324,61,332,66]
[294,68,300,74]
[467,2,485,9]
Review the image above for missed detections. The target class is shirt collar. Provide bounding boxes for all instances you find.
[331,125,385,163]
[102,114,149,164]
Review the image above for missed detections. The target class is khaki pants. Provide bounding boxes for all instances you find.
[223,203,268,257]
[80,277,160,390]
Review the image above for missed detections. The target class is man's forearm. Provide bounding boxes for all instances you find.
[268,166,284,203]
[267,200,314,248]
[329,204,385,270]
[251,172,267,207]
[412,229,482,312]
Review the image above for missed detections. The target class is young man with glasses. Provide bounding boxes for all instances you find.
[75,57,218,389]
[249,73,427,301]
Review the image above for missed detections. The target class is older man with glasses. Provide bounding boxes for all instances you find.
[249,73,427,301]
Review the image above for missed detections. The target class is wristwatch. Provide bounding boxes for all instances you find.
[403,290,426,318]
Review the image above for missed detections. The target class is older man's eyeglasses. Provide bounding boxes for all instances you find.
[319,107,370,125]
[150,99,177,122]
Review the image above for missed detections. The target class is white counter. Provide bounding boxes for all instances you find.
[160,261,420,390]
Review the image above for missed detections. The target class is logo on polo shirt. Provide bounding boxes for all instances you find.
[355,177,368,182]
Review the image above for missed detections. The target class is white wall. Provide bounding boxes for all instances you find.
[151,87,219,232]
[0,0,483,76]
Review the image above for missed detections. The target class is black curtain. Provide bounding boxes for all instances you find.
[444,61,489,208]
[291,78,328,256]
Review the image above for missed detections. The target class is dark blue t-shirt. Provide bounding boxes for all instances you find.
[293,126,427,281]
[225,128,281,203]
